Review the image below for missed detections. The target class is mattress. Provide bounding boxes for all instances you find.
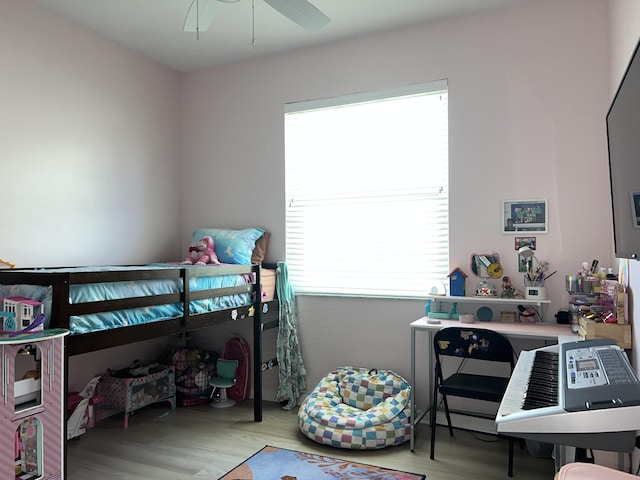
[261,267,276,302]
[15,378,40,407]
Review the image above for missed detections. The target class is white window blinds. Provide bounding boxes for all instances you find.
[284,80,449,297]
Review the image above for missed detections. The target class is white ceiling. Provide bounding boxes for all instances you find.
[33,0,533,72]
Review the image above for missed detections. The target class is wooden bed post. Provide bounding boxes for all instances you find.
[182,267,191,328]
[253,265,262,422]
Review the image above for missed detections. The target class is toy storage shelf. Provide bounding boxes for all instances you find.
[97,365,176,428]
[425,295,551,322]
[426,295,550,307]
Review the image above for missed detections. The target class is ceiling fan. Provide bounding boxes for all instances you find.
[184,0,331,34]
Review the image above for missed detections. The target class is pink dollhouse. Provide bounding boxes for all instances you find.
[0,297,44,333]
[0,329,68,479]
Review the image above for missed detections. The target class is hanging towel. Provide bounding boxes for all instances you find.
[275,261,307,410]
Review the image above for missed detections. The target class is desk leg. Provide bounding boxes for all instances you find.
[410,327,436,452]
[427,330,434,407]
[410,326,416,451]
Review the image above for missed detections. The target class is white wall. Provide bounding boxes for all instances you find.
[182,0,611,403]
[0,1,182,267]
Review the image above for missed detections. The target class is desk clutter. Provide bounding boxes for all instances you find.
[443,249,556,303]
[425,251,553,324]
[563,261,630,348]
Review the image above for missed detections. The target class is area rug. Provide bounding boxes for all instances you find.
[219,445,426,480]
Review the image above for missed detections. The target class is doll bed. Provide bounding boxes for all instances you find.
[0,263,279,421]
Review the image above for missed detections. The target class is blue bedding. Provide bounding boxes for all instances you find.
[0,264,252,335]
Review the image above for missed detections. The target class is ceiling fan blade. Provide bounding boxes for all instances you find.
[263,0,330,32]
[184,0,217,33]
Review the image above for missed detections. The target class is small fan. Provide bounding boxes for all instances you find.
[184,0,331,34]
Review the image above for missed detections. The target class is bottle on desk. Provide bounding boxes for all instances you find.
[571,313,580,334]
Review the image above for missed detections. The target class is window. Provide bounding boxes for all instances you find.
[285,80,449,297]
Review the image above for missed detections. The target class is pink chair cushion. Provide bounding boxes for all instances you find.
[556,463,637,480]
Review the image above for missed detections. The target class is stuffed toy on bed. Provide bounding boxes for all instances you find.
[181,236,219,265]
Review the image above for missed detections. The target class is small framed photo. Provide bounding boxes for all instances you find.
[518,252,532,272]
[631,192,640,229]
[503,199,548,233]
[515,237,536,250]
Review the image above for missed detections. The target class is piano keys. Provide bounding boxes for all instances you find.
[522,349,558,410]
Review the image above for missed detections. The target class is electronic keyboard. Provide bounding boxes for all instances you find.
[495,339,640,452]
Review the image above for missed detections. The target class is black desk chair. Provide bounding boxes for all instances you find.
[430,326,516,477]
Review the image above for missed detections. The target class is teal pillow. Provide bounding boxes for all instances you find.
[191,228,265,265]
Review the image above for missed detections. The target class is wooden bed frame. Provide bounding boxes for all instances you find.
[0,263,280,422]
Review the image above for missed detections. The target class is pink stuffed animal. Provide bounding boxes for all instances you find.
[181,236,219,265]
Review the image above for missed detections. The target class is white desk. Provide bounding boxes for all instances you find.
[409,317,576,451]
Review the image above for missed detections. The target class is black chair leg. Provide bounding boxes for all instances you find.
[508,437,514,477]
[429,384,438,460]
[441,394,453,436]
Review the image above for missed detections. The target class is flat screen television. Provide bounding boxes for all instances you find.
[607,37,640,259]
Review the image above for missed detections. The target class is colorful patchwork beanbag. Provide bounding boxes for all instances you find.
[297,366,411,449]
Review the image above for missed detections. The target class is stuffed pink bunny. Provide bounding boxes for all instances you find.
[181,236,219,265]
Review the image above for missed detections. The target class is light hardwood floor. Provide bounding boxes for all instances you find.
[66,400,555,479]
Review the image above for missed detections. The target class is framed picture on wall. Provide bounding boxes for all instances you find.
[503,199,548,234]
[631,191,640,228]
[515,237,536,250]
[518,252,531,272]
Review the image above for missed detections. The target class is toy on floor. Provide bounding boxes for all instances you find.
[67,376,103,440]
[171,348,217,406]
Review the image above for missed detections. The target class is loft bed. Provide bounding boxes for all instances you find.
[0,262,281,423]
